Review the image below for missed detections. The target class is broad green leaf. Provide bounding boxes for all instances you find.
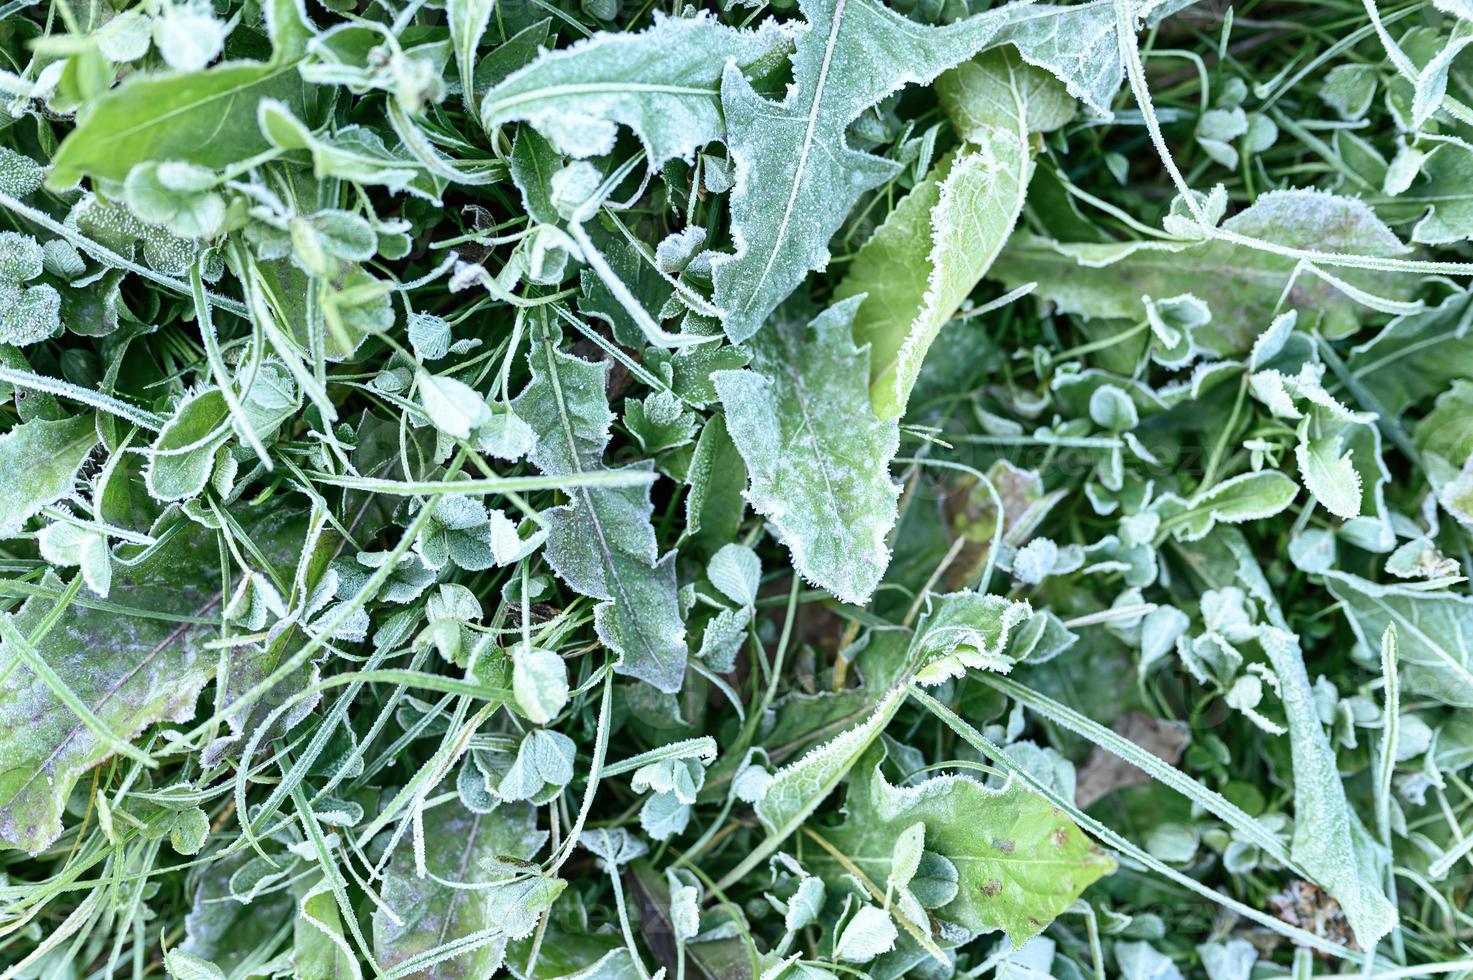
[1404,140,1473,245]
[1320,64,1378,120]
[373,802,552,978]
[0,521,223,852]
[179,849,296,969]
[123,161,225,240]
[937,46,1077,143]
[1257,627,1398,947]
[706,543,760,608]
[0,415,97,537]
[713,299,900,605]
[50,0,313,188]
[909,591,1032,685]
[448,0,495,115]
[822,751,1113,944]
[512,325,688,691]
[165,949,226,980]
[0,281,61,346]
[50,59,314,187]
[480,13,793,167]
[1348,289,1473,419]
[1324,571,1473,707]
[1151,471,1299,542]
[509,126,561,226]
[987,0,1121,117]
[512,644,570,725]
[710,0,1016,341]
[745,687,905,872]
[1415,379,1473,468]
[153,2,229,73]
[418,371,491,441]
[833,147,1024,417]
[990,190,1416,351]
[146,387,230,502]
[682,412,747,561]
[834,46,1058,418]
[258,99,445,202]
[296,876,363,980]
[38,521,112,597]
[0,147,44,196]
[1411,22,1473,129]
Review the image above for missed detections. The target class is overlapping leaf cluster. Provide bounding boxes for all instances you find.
[1,0,1472,976]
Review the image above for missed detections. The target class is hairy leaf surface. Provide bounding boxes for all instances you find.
[513,326,688,691]
[713,299,900,604]
[709,0,1017,341]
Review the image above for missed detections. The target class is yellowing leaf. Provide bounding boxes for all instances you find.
[835,49,1049,419]
[710,0,1017,341]
[823,750,1114,945]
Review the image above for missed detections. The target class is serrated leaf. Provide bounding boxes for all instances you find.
[988,0,1122,117]
[512,326,687,691]
[822,749,1113,945]
[1296,431,1362,519]
[910,591,1032,685]
[833,905,897,962]
[713,299,900,604]
[834,52,1035,418]
[754,687,904,844]
[481,12,793,167]
[0,415,97,537]
[709,0,1016,341]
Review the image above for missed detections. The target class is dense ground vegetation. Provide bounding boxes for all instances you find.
[1,0,1472,976]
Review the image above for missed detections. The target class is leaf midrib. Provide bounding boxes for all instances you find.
[69,60,298,156]
[541,333,675,681]
[744,0,849,309]
[488,81,720,116]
